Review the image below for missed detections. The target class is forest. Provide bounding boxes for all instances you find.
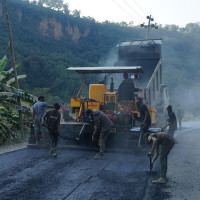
[0,0,200,116]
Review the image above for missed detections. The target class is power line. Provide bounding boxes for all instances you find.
[130,0,162,26]
[122,0,145,21]
[131,0,147,18]
[111,0,140,24]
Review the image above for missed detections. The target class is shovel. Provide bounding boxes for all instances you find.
[145,154,157,176]
[42,124,72,140]
[76,123,86,142]
[138,125,143,148]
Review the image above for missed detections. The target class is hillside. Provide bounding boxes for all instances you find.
[0,0,200,114]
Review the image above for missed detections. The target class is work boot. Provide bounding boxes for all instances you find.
[94,153,104,160]
[49,150,53,156]
[52,150,57,158]
[152,177,166,184]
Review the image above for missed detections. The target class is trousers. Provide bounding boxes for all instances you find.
[48,131,58,150]
[160,142,174,178]
[98,131,110,153]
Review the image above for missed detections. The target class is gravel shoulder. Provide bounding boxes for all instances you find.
[0,142,27,155]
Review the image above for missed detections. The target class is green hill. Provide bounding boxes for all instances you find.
[1,0,200,115]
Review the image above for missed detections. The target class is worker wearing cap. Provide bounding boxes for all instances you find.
[136,97,151,148]
[85,109,113,159]
[167,105,177,136]
[143,132,175,183]
[117,72,135,102]
[162,105,177,136]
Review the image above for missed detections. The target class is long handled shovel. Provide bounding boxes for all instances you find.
[145,155,157,176]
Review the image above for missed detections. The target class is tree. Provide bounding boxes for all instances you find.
[72,9,81,18]
[63,3,69,15]
[0,56,36,144]
[39,0,64,11]
[119,21,128,27]
[32,0,37,5]
[164,24,179,32]
[184,23,200,34]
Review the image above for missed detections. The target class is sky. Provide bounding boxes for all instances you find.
[66,0,200,27]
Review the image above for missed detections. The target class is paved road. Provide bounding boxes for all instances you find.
[0,121,200,200]
[162,121,200,200]
[0,148,152,200]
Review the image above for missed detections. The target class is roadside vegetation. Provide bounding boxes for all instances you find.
[0,56,36,145]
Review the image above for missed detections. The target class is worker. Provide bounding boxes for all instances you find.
[33,96,51,145]
[117,72,135,102]
[177,105,184,129]
[110,77,114,92]
[42,103,61,157]
[143,132,175,184]
[136,97,151,148]
[85,109,113,160]
[162,105,177,136]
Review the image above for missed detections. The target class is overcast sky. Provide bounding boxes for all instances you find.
[66,0,200,27]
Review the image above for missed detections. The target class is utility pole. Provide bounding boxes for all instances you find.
[4,0,24,140]
[140,15,158,40]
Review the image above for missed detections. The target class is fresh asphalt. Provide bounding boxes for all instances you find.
[0,121,200,200]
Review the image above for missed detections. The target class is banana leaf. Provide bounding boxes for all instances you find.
[6,75,27,86]
[0,56,8,73]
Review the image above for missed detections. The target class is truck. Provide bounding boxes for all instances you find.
[28,39,169,151]
[115,39,169,127]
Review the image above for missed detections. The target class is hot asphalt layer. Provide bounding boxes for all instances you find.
[0,121,200,200]
[0,148,152,200]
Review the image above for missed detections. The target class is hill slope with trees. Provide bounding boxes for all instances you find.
[0,0,200,115]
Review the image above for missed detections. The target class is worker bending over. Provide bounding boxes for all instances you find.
[143,132,175,183]
[85,109,113,160]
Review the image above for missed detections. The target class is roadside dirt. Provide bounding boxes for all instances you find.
[0,142,27,155]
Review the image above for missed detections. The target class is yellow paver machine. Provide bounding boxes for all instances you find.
[56,65,159,151]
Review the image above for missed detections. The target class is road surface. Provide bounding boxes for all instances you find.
[0,121,200,200]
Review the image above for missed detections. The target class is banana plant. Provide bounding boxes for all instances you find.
[0,55,37,144]
[0,56,27,86]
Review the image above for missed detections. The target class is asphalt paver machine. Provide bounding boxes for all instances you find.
[57,66,158,151]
